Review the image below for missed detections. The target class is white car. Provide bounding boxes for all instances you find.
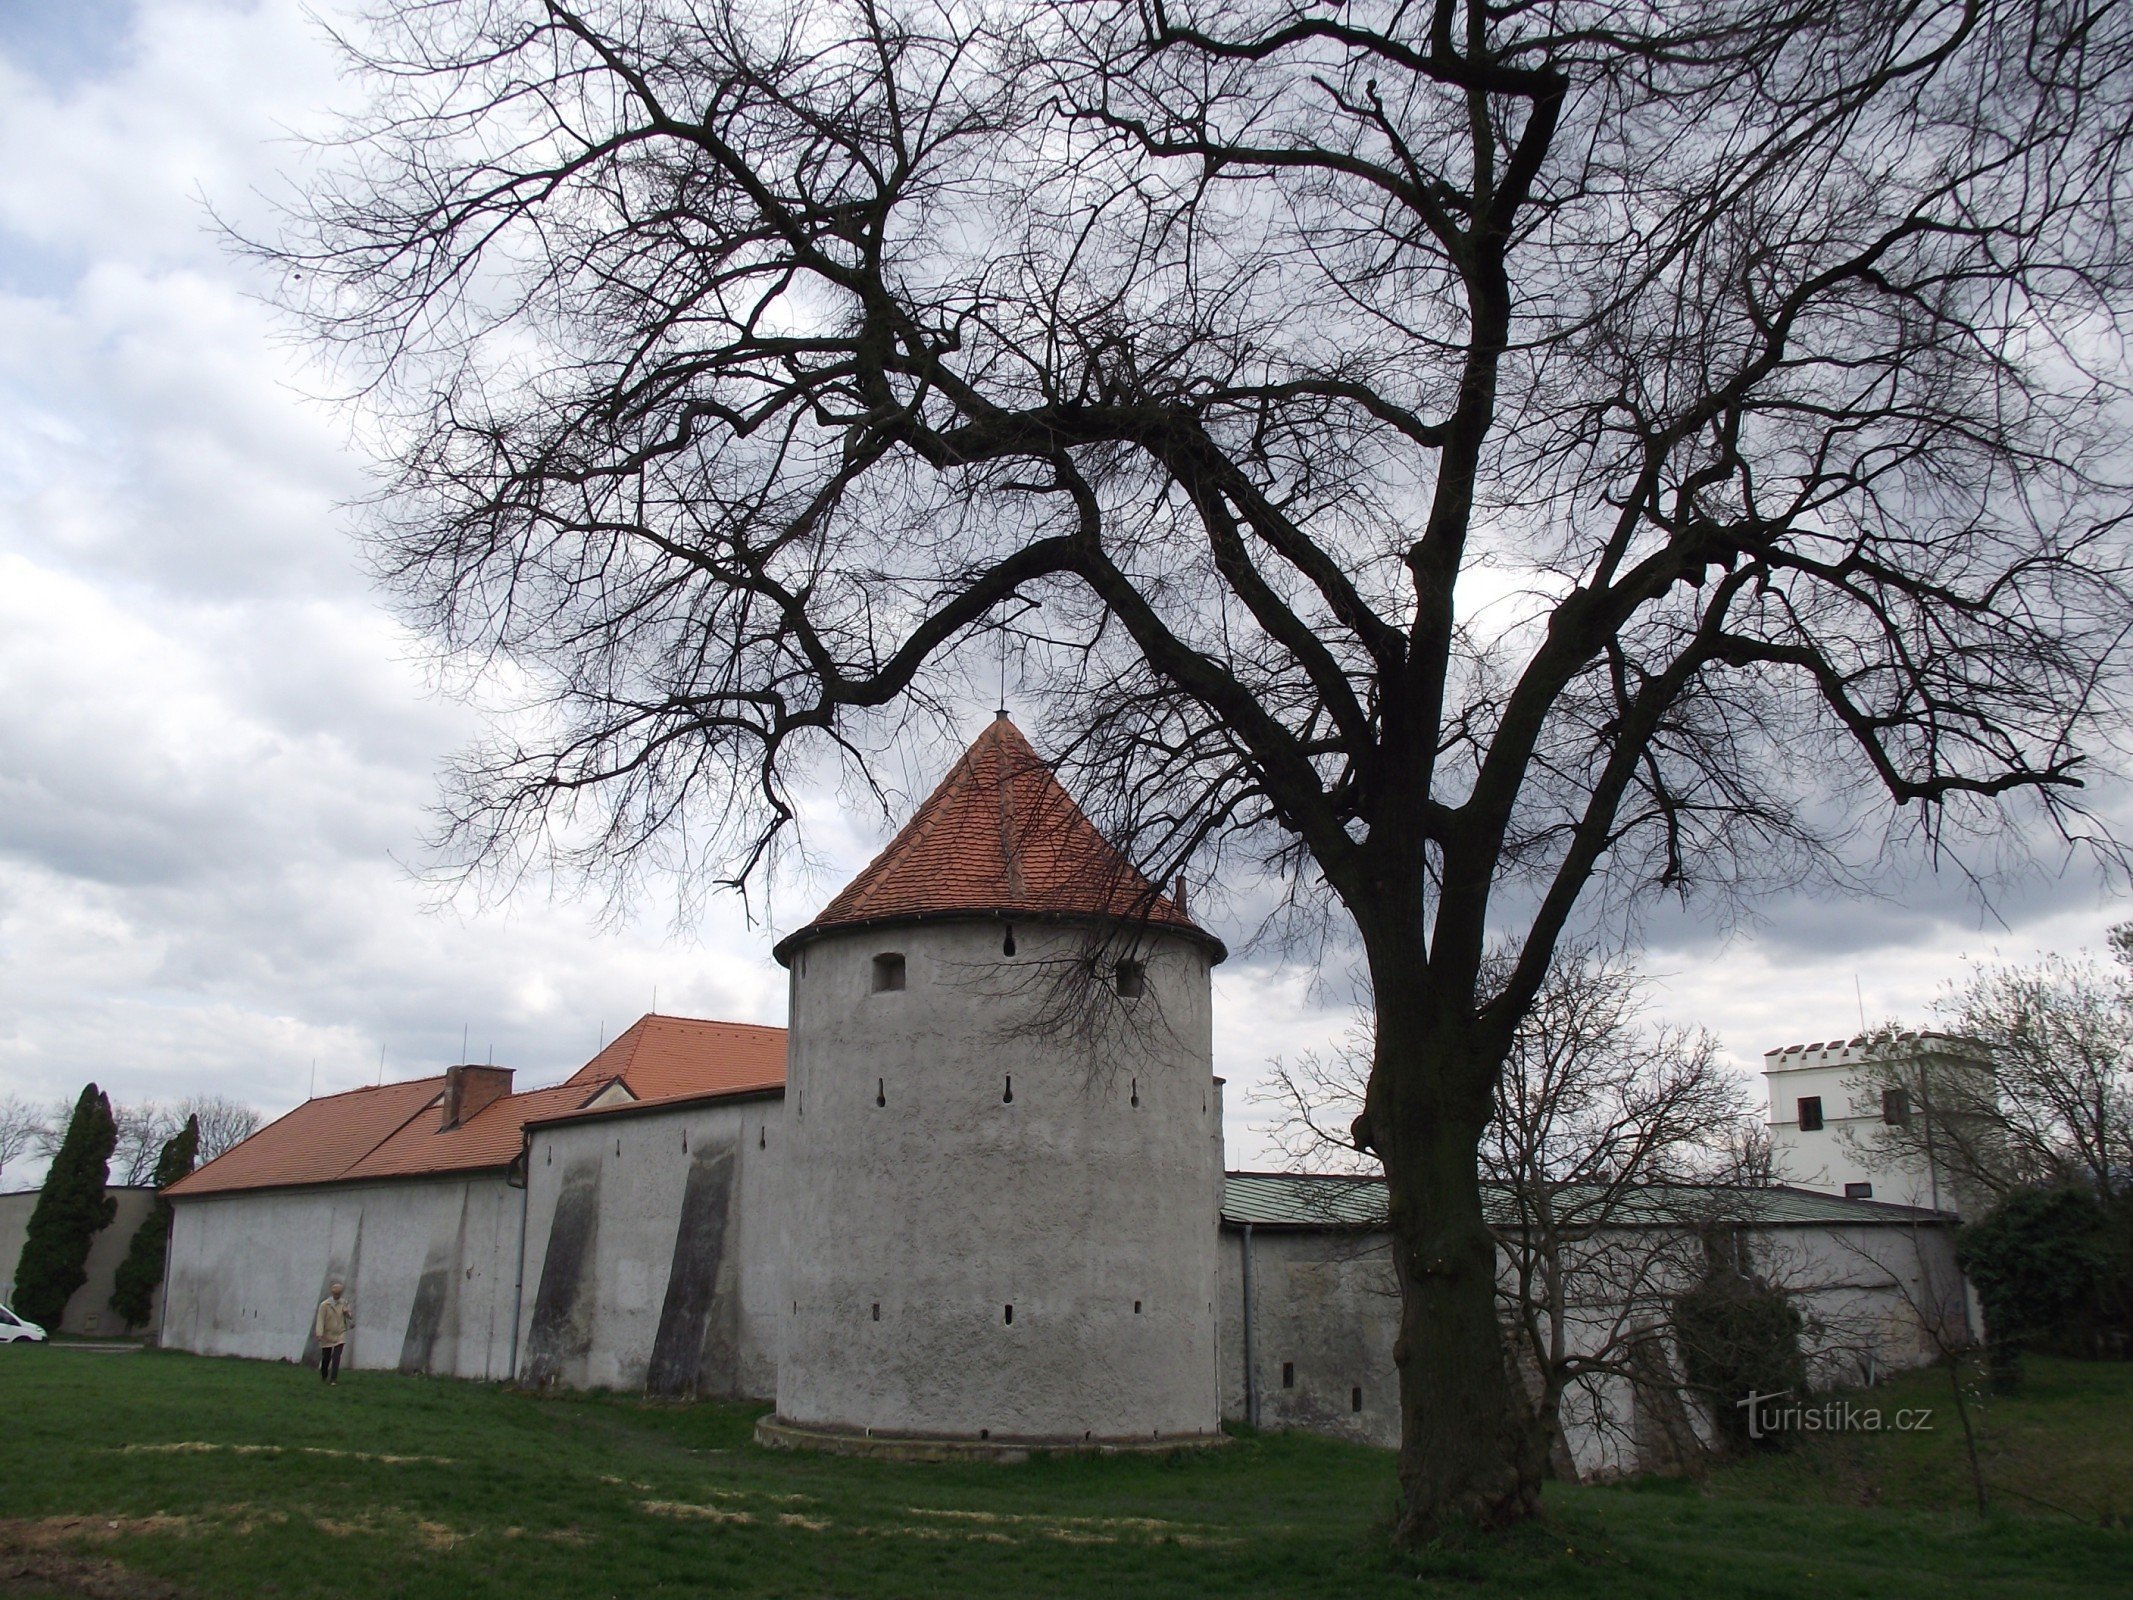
[0,1302,47,1343]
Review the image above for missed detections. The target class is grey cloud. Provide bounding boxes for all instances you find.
[0,1,2120,1189]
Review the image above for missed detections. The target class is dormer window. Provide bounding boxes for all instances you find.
[1114,959,1146,1000]
[871,952,906,992]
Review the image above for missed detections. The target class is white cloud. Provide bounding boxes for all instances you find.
[0,0,2121,1199]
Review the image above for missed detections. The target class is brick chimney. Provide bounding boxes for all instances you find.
[440,1064,513,1131]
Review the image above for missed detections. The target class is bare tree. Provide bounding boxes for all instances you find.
[0,1094,44,1186]
[1265,949,1762,1474]
[269,0,2133,1535]
[1836,1027,2009,1212]
[1943,937,2131,1199]
[30,1098,75,1163]
[110,1103,178,1189]
[1849,935,2132,1204]
[108,1097,264,1185]
[1830,1224,1989,1515]
[174,1096,262,1164]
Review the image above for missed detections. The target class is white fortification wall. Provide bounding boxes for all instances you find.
[162,1176,522,1379]
[514,1091,785,1398]
[775,917,1225,1444]
[1218,1218,1967,1479]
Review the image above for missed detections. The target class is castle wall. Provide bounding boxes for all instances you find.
[1,1186,163,1336]
[162,1175,521,1378]
[1218,1225,1400,1446]
[1217,1218,1967,1478]
[514,1092,784,1398]
[776,917,1224,1443]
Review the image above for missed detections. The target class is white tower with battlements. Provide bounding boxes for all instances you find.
[1764,1032,1995,1214]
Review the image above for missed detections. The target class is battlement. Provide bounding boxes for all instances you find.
[1763,1030,1989,1071]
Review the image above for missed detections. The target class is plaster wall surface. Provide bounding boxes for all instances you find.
[515,1093,784,1398]
[1212,1227,1652,1473]
[0,1186,162,1335]
[162,1176,521,1378]
[1218,1225,1400,1448]
[777,918,1224,1443]
[1755,1221,1970,1380]
[1217,1219,1966,1479]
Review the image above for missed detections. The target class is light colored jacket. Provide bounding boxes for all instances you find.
[313,1296,353,1347]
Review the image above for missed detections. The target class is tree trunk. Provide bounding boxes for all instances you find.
[1372,986,1545,1540]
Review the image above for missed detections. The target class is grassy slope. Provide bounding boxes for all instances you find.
[0,1349,2125,1599]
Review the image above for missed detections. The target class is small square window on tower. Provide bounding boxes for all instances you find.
[1114,959,1146,999]
[1882,1087,1911,1127]
[1796,1095,1824,1132]
[1845,1181,1875,1200]
[871,952,906,992]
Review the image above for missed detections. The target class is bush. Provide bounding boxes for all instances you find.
[1957,1186,2109,1388]
[110,1115,199,1330]
[10,1084,118,1330]
[1672,1253,1807,1453]
[2101,1191,2133,1354]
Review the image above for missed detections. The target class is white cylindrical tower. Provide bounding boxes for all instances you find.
[766,715,1226,1450]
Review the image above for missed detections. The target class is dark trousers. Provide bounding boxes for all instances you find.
[320,1342,343,1382]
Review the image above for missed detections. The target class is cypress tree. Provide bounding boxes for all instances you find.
[11,1084,118,1330]
[110,1114,199,1331]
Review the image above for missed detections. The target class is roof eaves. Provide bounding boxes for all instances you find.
[167,1163,515,1201]
[523,1081,787,1132]
[775,906,1226,966]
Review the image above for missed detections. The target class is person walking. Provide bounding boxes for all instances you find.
[313,1280,353,1385]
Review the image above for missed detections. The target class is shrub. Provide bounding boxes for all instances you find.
[1672,1249,1807,1452]
[110,1115,199,1330]
[10,1084,118,1330]
[1957,1186,2108,1388]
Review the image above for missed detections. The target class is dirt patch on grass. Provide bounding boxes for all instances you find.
[309,1511,468,1549]
[0,1519,192,1600]
[632,1498,1234,1549]
[641,1500,756,1525]
[116,1443,453,1466]
[905,1506,1240,1546]
[0,1518,200,1550]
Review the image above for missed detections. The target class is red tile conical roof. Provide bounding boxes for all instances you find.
[774,715,1220,962]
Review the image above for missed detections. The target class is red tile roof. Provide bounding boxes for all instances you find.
[164,1077,448,1198]
[775,715,1218,962]
[340,1079,601,1182]
[565,1014,786,1103]
[167,1012,790,1196]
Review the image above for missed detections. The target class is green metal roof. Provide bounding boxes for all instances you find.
[1220,1171,1955,1231]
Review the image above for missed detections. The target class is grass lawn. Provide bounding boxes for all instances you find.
[0,1348,2126,1598]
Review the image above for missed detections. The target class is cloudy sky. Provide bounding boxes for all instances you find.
[1,1,2126,1187]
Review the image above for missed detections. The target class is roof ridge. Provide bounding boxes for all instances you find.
[646,1014,786,1033]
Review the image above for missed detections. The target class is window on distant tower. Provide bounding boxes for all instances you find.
[1797,1096,1824,1132]
[1882,1088,1911,1127]
[1845,1182,1874,1200]
[871,953,906,993]
[1114,959,1146,999]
